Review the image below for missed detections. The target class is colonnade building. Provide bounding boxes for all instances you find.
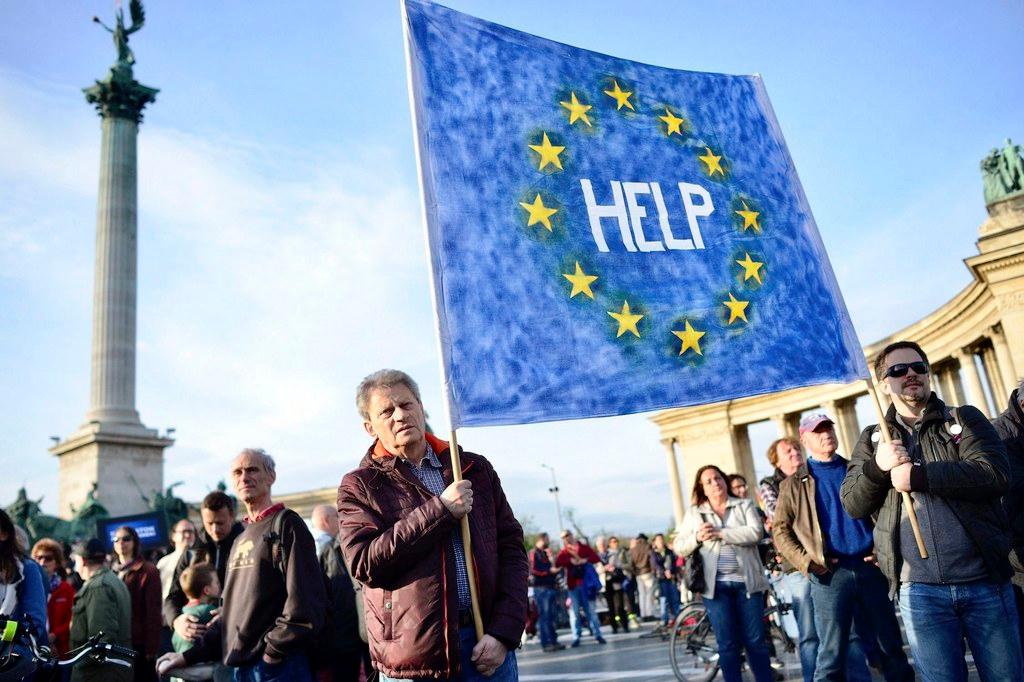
[653,184,1024,529]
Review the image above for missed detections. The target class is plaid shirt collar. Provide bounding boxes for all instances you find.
[410,441,442,469]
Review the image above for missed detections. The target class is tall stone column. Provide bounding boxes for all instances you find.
[49,59,172,518]
[954,349,991,417]
[87,114,142,425]
[661,438,686,530]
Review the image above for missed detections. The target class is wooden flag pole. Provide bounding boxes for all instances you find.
[865,376,929,559]
[448,428,485,639]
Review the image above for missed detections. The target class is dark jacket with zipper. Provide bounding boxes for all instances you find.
[991,388,1024,564]
[841,393,1012,596]
[163,521,244,628]
[337,433,528,680]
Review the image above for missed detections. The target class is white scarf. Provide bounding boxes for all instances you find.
[0,559,24,617]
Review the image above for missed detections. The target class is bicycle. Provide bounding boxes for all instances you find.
[669,582,794,681]
[0,616,136,681]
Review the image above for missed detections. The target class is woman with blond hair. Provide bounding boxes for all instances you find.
[32,537,75,655]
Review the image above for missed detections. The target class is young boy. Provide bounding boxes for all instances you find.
[170,563,220,655]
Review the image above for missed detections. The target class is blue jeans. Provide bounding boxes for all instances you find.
[533,586,559,647]
[659,579,680,624]
[782,570,872,682]
[568,586,603,641]
[232,654,312,682]
[808,561,912,682]
[381,625,518,681]
[899,579,1024,682]
[702,581,773,682]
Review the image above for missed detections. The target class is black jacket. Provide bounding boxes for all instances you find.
[163,521,245,627]
[991,389,1024,562]
[841,393,1012,595]
[319,537,362,654]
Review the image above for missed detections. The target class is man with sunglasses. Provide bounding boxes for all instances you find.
[842,340,1022,680]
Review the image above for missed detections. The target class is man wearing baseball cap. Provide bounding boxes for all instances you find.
[773,414,912,681]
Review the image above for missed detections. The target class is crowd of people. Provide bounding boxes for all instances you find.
[3,345,1024,681]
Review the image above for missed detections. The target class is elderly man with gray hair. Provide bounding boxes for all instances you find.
[157,448,326,681]
[338,369,528,681]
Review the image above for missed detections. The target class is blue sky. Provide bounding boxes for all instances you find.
[1,1,1021,535]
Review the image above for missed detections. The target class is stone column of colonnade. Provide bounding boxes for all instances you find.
[822,399,861,458]
[661,438,686,531]
[981,344,1007,409]
[937,363,967,406]
[954,349,992,417]
[991,325,1019,399]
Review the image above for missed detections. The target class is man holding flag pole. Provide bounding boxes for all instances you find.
[338,370,527,681]
[843,342,1023,681]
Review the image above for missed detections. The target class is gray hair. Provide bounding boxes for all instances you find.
[356,369,422,420]
[238,447,276,475]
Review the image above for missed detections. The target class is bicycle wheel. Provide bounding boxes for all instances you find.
[764,585,795,654]
[669,603,719,682]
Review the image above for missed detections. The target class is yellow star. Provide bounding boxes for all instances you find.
[735,201,761,233]
[560,92,593,127]
[672,320,706,356]
[698,146,725,176]
[608,300,643,338]
[519,194,558,231]
[659,107,686,136]
[723,293,749,325]
[603,81,634,111]
[735,253,764,284]
[562,262,598,299]
[528,132,565,171]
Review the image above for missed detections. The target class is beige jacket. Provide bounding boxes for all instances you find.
[675,497,769,599]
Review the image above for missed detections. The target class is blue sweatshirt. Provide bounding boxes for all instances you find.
[808,457,873,558]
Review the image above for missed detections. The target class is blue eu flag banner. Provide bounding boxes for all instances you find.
[404,0,868,429]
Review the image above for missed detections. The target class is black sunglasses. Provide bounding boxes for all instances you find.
[885,361,929,378]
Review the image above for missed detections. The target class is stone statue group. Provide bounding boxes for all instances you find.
[983,138,1024,205]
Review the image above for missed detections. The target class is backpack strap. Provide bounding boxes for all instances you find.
[264,508,289,577]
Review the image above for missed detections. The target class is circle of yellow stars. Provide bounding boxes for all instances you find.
[517,79,767,359]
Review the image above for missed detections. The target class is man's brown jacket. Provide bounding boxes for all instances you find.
[772,465,827,575]
[337,434,528,679]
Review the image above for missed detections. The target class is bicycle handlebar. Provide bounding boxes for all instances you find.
[0,616,136,680]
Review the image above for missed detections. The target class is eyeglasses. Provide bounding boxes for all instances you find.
[33,555,54,562]
[114,536,133,543]
[884,361,930,378]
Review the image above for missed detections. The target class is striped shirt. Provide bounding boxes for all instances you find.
[406,442,472,610]
[712,507,745,583]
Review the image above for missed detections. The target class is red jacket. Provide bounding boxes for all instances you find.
[47,578,75,656]
[556,543,600,589]
[338,434,528,680]
[117,558,162,659]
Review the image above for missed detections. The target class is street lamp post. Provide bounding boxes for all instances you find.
[540,463,565,532]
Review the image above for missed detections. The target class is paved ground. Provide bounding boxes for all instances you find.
[516,622,982,681]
